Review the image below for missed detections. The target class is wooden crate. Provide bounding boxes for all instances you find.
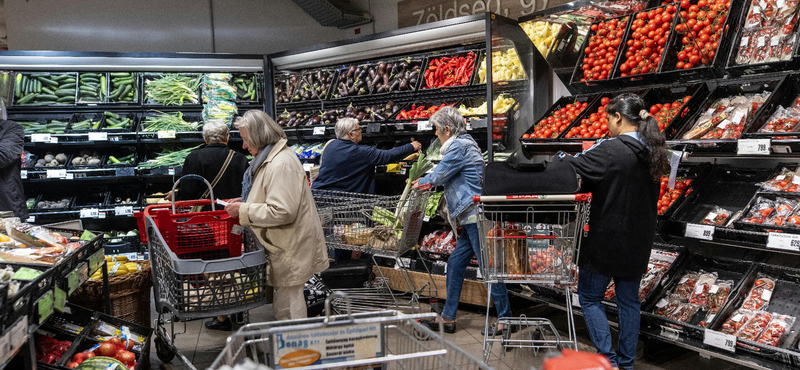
[375,266,492,307]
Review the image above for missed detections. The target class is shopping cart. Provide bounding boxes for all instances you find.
[311,186,437,315]
[474,193,592,362]
[208,292,494,370]
[141,175,269,369]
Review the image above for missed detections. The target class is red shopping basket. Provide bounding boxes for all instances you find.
[543,349,614,370]
[135,198,243,260]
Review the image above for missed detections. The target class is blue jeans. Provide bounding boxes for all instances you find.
[441,223,512,321]
[578,268,642,370]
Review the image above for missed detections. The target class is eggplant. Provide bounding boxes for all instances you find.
[399,79,408,90]
[388,79,400,92]
[369,69,376,79]
[378,63,386,75]
[377,85,388,94]
[347,66,356,78]
[357,69,368,80]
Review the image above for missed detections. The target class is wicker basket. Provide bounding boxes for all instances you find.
[70,260,153,329]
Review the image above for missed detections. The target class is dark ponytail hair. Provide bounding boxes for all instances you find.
[606,93,670,182]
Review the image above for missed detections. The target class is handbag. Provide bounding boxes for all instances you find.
[309,139,335,183]
[190,149,236,213]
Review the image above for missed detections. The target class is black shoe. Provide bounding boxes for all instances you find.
[204,317,232,331]
[482,323,519,337]
[422,319,456,334]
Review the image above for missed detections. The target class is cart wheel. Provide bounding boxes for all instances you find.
[154,336,175,363]
[413,326,431,341]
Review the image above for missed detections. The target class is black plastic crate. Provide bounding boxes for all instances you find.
[640,83,710,140]
[66,149,106,170]
[9,113,73,136]
[72,187,109,210]
[100,112,138,132]
[103,236,140,255]
[559,88,648,142]
[519,94,597,143]
[330,62,372,100]
[142,73,201,106]
[733,191,800,233]
[671,75,785,142]
[103,146,137,168]
[658,0,745,82]
[658,163,713,220]
[43,303,96,337]
[139,110,203,133]
[0,262,55,328]
[368,58,425,95]
[31,151,72,171]
[418,49,481,91]
[13,72,78,106]
[105,187,141,210]
[292,68,338,102]
[67,113,105,133]
[232,72,262,103]
[726,2,800,77]
[744,74,800,139]
[76,72,106,104]
[392,100,462,122]
[34,328,80,369]
[641,253,755,340]
[711,263,800,365]
[34,195,74,212]
[609,4,681,85]
[569,14,633,93]
[107,72,140,104]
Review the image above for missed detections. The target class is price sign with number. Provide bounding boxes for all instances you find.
[685,223,715,240]
[417,121,432,131]
[26,216,35,223]
[158,130,177,139]
[767,232,800,252]
[31,133,51,143]
[737,139,771,155]
[115,206,134,216]
[88,132,108,141]
[80,208,99,218]
[704,329,736,352]
[302,163,313,172]
[313,126,326,135]
[20,170,27,179]
[47,169,67,179]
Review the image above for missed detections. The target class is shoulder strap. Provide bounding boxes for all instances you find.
[201,150,236,199]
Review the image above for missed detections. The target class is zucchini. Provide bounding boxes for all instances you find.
[16,93,37,104]
[104,111,121,119]
[81,77,100,84]
[37,76,58,87]
[35,80,42,93]
[108,87,123,100]
[118,84,132,100]
[57,96,74,103]
[110,72,131,77]
[112,78,134,86]
[29,73,49,77]
[14,74,21,98]
[54,89,76,97]
[79,86,96,92]
[37,94,58,101]
[24,79,31,95]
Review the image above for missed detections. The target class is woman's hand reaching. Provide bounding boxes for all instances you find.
[225,202,242,218]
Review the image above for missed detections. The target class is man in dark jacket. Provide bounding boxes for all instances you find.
[0,119,27,218]
[172,121,248,201]
[311,118,421,194]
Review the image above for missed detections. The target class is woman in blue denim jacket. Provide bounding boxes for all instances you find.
[413,106,513,336]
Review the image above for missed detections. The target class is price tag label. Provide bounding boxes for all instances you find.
[114,206,133,216]
[302,163,313,172]
[47,169,67,179]
[98,212,106,219]
[68,269,80,294]
[779,0,787,8]
[88,132,108,141]
[37,290,54,324]
[685,223,715,240]
[767,232,800,252]
[168,167,175,176]
[704,329,736,352]
[65,172,74,180]
[313,126,326,135]
[26,216,35,223]
[753,5,761,14]
[158,130,177,139]
[20,170,27,179]
[80,208,99,218]
[738,139,771,155]
[417,121,432,131]
[771,36,781,46]
[400,168,407,175]
[31,133,51,142]
[741,36,749,46]
[50,136,59,144]
[466,122,472,130]
[54,287,66,313]
[366,122,381,133]
[423,215,431,222]
[758,36,766,47]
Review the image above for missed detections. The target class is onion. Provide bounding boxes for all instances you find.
[98,342,118,357]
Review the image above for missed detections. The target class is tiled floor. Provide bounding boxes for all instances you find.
[148,301,750,370]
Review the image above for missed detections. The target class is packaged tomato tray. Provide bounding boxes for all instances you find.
[741,275,776,311]
[756,314,796,347]
[680,92,771,140]
[669,302,703,323]
[720,308,757,335]
[673,272,700,301]
[654,294,683,317]
[700,206,732,226]
[761,168,800,192]
[733,0,800,67]
[605,247,679,303]
[699,281,733,327]
[688,271,718,307]
[737,311,773,342]
[757,105,800,135]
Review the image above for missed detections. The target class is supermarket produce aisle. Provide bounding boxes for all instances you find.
[148,298,750,370]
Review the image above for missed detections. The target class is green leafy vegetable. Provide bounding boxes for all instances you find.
[145,74,201,105]
[136,145,200,169]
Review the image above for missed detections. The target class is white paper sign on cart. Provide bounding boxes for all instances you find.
[271,322,383,369]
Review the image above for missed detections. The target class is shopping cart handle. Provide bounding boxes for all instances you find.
[416,183,432,191]
[474,193,592,203]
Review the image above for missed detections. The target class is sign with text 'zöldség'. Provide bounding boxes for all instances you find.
[397,0,574,28]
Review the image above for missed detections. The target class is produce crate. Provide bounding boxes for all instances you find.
[42,302,95,337]
[9,113,73,136]
[474,46,526,86]
[657,0,745,82]
[103,146,138,168]
[733,191,800,233]
[330,62,372,100]
[34,328,80,369]
[66,151,106,170]
[559,88,647,141]
[710,263,800,366]
[520,93,597,143]
[569,13,633,93]
[138,110,203,133]
[725,1,800,77]
[640,253,755,340]
[292,68,338,102]
[640,82,710,140]
[72,187,110,210]
[99,112,138,132]
[392,99,462,122]
[608,4,680,85]
[76,72,106,104]
[106,72,140,104]
[419,49,481,90]
[368,58,425,95]
[30,151,72,171]
[670,75,785,143]
[142,73,201,106]
[603,243,687,314]
[13,72,78,106]
[103,236,140,255]
[34,195,75,213]
[105,185,141,209]
[657,163,712,220]
[232,72,262,103]
[744,74,800,139]
[0,263,55,328]
[67,113,105,133]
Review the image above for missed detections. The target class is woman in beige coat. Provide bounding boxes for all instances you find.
[225,110,329,321]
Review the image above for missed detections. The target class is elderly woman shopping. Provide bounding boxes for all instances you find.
[224,110,330,320]
[413,106,514,336]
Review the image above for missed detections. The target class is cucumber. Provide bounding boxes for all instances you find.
[51,74,69,81]
[16,93,37,104]
[54,89,76,97]
[29,73,49,77]
[104,111,121,119]
[108,87,122,100]
[45,123,67,129]
[81,77,100,84]
[118,84,132,100]
[37,94,58,101]
[35,80,42,93]
[62,77,76,84]
[110,72,131,77]
[57,96,74,103]
[60,83,76,89]
[23,80,31,95]
[41,86,55,95]
[112,78,134,86]
[37,76,58,86]
[79,86,96,93]
[106,117,120,125]
[14,74,21,98]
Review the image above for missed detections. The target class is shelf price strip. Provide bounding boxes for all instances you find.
[767,232,800,252]
[704,329,736,352]
[737,139,771,156]
[685,223,714,241]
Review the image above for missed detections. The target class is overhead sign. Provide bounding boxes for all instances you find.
[397,0,575,28]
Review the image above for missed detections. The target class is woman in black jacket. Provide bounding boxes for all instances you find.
[557,93,670,370]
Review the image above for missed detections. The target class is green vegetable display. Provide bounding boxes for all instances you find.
[70,118,101,131]
[15,72,77,105]
[78,73,104,102]
[141,111,199,132]
[107,153,135,165]
[372,206,396,227]
[233,73,258,101]
[109,72,137,102]
[136,145,200,169]
[425,192,443,218]
[102,111,133,130]
[145,74,201,105]
[18,120,68,134]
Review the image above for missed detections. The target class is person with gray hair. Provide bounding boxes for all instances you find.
[413,106,513,336]
[224,110,330,321]
[312,118,422,194]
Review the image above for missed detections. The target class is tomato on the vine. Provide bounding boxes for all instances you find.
[670,0,731,70]
[647,95,692,131]
[524,101,590,139]
[619,5,677,77]
[580,16,629,82]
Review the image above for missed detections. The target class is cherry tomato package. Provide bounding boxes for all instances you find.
[762,168,800,192]
[765,197,800,226]
[737,311,773,342]
[701,206,732,226]
[721,309,756,335]
[743,197,777,224]
[756,314,796,347]
[741,275,776,311]
[682,92,771,140]
[700,281,733,327]
[758,106,800,134]
[674,272,700,301]
[689,271,718,306]
[669,302,702,323]
[654,294,682,317]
